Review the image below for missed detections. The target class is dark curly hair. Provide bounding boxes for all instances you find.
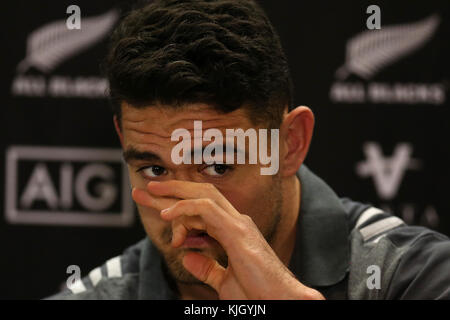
[105,0,293,128]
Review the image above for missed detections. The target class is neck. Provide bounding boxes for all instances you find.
[176,175,301,299]
[271,174,301,266]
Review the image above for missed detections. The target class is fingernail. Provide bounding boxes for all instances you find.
[161,208,170,215]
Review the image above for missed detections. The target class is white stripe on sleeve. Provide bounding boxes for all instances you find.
[106,256,122,278]
[88,267,102,286]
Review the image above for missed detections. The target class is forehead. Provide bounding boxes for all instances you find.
[121,102,255,140]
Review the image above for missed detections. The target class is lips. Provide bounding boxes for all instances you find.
[181,229,215,248]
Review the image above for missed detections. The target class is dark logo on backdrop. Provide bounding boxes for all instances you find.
[330,15,446,105]
[4,146,134,227]
[11,9,119,99]
[356,142,439,228]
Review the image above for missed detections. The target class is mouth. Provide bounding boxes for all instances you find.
[180,229,216,248]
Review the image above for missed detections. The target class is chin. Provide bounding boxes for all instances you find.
[164,247,228,284]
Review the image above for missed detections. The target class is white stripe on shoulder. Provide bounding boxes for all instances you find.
[88,267,102,287]
[106,256,122,278]
[360,216,404,242]
[372,234,386,244]
[355,207,384,228]
[68,279,86,294]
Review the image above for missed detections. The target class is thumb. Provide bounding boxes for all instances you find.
[182,252,226,292]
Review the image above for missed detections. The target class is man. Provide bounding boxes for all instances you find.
[49,0,450,300]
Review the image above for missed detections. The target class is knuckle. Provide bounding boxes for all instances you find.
[173,199,188,210]
[241,214,254,226]
[203,183,216,193]
[198,198,215,208]
[235,214,252,234]
[203,261,215,281]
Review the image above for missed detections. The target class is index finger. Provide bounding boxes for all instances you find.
[132,187,178,211]
[146,180,235,212]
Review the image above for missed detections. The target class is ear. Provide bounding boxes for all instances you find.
[113,115,125,147]
[279,106,314,177]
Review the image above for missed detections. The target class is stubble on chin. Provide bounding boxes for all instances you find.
[156,226,228,284]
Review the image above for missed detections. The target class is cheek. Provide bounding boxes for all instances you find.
[128,167,147,189]
[220,178,274,226]
[137,204,168,241]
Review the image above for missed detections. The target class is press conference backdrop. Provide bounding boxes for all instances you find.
[0,1,448,299]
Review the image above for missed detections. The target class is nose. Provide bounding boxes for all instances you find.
[171,167,201,183]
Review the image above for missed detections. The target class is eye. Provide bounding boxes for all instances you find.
[202,164,231,176]
[139,165,167,178]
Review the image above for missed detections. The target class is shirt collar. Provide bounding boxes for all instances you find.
[289,164,350,287]
[138,239,178,300]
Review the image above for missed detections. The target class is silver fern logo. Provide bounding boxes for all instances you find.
[336,15,440,80]
[17,9,119,74]
[330,14,445,105]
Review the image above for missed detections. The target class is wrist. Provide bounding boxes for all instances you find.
[293,283,325,300]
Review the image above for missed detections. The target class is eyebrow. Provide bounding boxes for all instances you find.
[123,147,161,163]
[122,144,246,164]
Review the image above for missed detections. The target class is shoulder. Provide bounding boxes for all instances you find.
[46,239,147,300]
[341,198,450,299]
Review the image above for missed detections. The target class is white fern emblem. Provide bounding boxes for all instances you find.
[17,9,119,74]
[336,14,440,80]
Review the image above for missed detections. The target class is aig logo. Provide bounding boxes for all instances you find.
[5,146,134,227]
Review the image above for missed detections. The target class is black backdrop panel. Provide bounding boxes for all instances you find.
[0,0,448,299]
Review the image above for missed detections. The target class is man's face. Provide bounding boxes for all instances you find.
[119,102,283,284]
